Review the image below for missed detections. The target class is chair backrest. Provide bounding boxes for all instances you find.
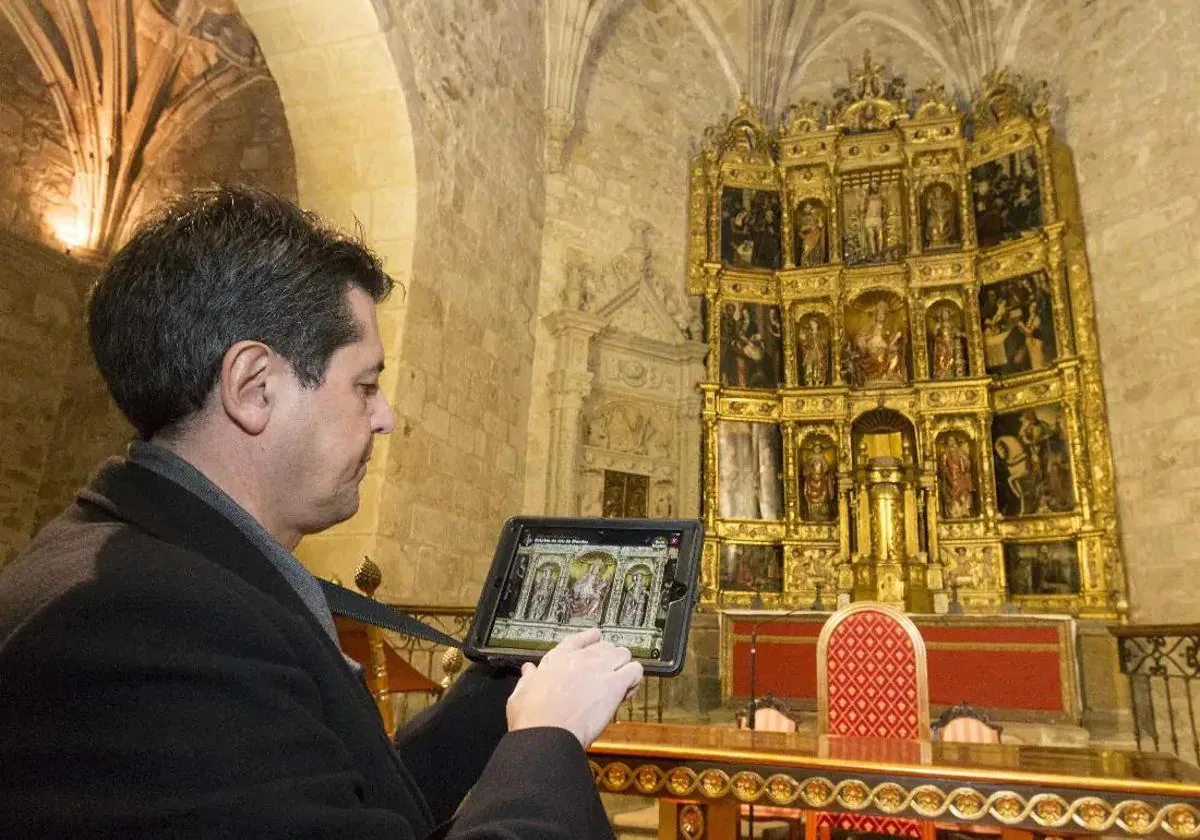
[935,702,1002,743]
[816,601,930,739]
[738,694,798,733]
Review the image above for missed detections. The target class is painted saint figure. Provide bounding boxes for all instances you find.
[853,300,906,383]
[617,571,651,627]
[938,435,975,519]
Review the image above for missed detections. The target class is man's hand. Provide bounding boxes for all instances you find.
[506,628,644,748]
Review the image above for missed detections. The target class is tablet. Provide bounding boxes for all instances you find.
[464,517,704,676]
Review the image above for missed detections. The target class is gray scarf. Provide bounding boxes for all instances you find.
[128,441,340,645]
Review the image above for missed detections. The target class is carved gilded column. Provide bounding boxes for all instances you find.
[963,281,986,377]
[1034,118,1059,225]
[705,288,721,383]
[1060,360,1093,524]
[1045,223,1076,357]
[543,309,606,516]
[676,363,706,519]
[700,384,721,532]
[782,422,799,535]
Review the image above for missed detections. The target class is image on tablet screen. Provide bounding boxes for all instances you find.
[486,526,682,659]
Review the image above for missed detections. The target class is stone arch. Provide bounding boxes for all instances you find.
[236,0,419,581]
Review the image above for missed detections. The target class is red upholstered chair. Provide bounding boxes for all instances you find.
[808,602,931,840]
[934,702,1002,745]
[933,704,1003,840]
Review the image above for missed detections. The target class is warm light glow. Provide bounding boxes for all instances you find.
[49,212,90,249]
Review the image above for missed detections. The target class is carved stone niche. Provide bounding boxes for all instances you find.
[544,222,707,519]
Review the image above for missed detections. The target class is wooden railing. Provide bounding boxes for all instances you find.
[1110,623,1200,766]
[381,604,665,726]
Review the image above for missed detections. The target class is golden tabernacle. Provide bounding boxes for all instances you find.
[690,54,1122,621]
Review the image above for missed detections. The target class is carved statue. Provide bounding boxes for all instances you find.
[524,565,557,622]
[617,571,652,627]
[923,182,957,249]
[860,183,888,258]
[930,306,967,379]
[853,301,905,383]
[794,199,828,266]
[797,317,829,387]
[562,561,611,622]
[802,439,837,521]
[938,435,976,519]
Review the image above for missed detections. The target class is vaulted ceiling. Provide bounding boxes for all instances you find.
[545,0,1038,167]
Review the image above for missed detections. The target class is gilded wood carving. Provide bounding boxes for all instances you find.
[689,54,1124,618]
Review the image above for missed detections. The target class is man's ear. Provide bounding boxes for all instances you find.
[218,341,278,435]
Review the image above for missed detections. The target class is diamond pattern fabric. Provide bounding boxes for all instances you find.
[816,811,925,838]
[825,609,922,740]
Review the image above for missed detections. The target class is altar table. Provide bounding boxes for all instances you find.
[721,611,1080,723]
[588,722,1200,840]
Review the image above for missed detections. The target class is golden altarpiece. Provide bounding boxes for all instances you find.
[690,54,1125,619]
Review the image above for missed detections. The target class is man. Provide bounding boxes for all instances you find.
[0,187,642,837]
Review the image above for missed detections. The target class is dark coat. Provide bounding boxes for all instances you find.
[0,459,613,838]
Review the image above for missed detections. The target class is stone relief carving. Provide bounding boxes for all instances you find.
[584,402,673,461]
[564,220,695,343]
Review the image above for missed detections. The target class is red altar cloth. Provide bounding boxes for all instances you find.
[722,611,1079,723]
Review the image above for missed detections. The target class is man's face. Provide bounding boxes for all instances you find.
[271,286,393,538]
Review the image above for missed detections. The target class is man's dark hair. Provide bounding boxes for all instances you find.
[88,186,393,440]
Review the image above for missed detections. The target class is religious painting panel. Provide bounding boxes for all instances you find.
[795,311,832,387]
[979,271,1057,376]
[925,300,970,380]
[935,430,979,519]
[840,168,906,265]
[719,301,784,389]
[970,147,1042,248]
[793,197,830,267]
[559,551,619,625]
[719,542,784,592]
[1004,540,1080,596]
[920,181,962,252]
[991,405,1075,517]
[717,421,784,520]
[842,291,909,387]
[721,187,782,269]
[798,432,838,522]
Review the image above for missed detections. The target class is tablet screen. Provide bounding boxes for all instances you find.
[485,524,684,659]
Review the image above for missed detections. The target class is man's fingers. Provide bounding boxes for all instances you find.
[613,659,644,692]
[553,627,602,652]
[520,662,537,678]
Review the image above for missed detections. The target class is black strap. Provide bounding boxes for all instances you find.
[319,578,462,649]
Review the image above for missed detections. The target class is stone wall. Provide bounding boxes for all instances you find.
[0,231,99,564]
[1012,0,1200,624]
[524,0,735,516]
[369,0,547,604]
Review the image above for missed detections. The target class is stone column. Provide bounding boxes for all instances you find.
[543,309,607,515]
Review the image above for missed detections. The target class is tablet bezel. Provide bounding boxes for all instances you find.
[464,516,703,676]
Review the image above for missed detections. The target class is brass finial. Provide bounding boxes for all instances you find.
[355,556,382,598]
